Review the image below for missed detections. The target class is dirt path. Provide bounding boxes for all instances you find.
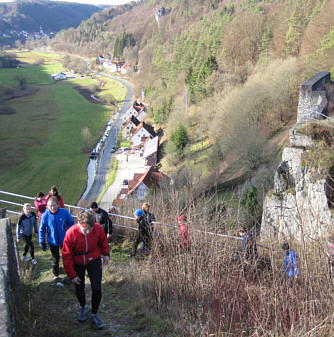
[0,87,39,105]
[264,118,296,155]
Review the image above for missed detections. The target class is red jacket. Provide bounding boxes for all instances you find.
[34,198,47,220]
[62,223,109,279]
[178,224,191,249]
[45,194,65,208]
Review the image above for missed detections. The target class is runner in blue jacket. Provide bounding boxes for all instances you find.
[39,196,74,280]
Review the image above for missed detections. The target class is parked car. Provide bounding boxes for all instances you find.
[89,151,100,158]
[122,179,128,185]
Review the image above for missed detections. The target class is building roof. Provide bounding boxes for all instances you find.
[126,166,164,198]
[122,115,140,130]
[130,122,155,139]
[120,188,129,195]
[112,199,128,207]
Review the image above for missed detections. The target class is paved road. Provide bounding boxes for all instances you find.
[82,71,134,203]
[99,150,146,210]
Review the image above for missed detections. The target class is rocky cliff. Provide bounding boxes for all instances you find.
[261,72,334,241]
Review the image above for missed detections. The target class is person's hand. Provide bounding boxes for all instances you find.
[39,242,47,251]
[16,239,20,243]
[102,255,109,265]
[71,276,81,284]
[107,234,111,239]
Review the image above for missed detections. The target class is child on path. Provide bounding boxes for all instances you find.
[178,215,191,251]
[16,203,38,265]
[34,191,47,221]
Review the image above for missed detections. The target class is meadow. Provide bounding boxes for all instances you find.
[0,50,126,205]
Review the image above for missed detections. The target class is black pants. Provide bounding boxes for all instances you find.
[49,244,62,277]
[22,234,35,259]
[74,258,102,314]
[131,231,152,256]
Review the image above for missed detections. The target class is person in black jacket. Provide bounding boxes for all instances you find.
[16,203,38,265]
[141,202,156,254]
[127,209,152,258]
[90,202,113,240]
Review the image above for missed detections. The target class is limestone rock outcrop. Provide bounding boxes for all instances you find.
[261,72,334,241]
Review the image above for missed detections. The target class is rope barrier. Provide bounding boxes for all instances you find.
[0,190,271,250]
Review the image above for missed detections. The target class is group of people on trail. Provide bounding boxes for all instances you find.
[238,226,300,282]
[15,185,310,330]
[16,185,112,330]
[127,202,192,258]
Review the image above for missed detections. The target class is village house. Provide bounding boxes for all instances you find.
[109,61,123,73]
[143,136,159,168]
[121,115,140,139]
[51,72,66,80]
[112,166,164,207]
[102,59,112,69]
[120,64,132,74]
[111,187,129,207]
[123,101,146,122]
[126,166,164,201]
[130,122,155,147]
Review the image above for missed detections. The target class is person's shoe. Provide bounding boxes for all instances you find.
[31,259,37,265]
[77,305,88,323]
[126,254,134,258]
[91,313,103,330]
[53,276,62,282]
[22,255,30,262]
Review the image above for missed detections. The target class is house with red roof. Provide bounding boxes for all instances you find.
[130,122,156,147]
[121,64,132,74]
[126,166,164,201]
[123,101,146,123]
[112,166,164,207]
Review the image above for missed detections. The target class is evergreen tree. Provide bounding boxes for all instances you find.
[113,31,136,59]
[170,123,188,155]
[241,186,262,225]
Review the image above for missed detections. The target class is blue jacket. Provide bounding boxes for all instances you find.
[39,208,74,246]
[284,249,299,277]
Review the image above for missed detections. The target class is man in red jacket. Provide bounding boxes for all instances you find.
[62,210,109,330]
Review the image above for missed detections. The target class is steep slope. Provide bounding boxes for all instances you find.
[48,0,334,201]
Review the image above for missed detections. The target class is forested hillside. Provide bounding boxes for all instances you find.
[0,0,102,35]
[49,0,334,200]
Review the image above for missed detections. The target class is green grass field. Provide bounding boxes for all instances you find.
[0,51,127,205]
